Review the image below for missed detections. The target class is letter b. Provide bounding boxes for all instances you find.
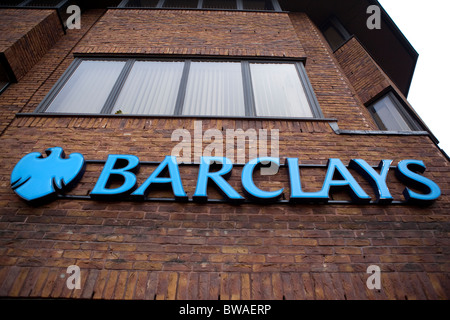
[90,154,140,199]
[224,305,230,315]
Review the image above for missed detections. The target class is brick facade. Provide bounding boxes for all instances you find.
[0,7,448,300]
[0,9,63,82]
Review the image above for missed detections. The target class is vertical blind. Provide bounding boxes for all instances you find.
[46,60,126,114]
[250,63,312,117]
[369,95,412,131]
[112,61,184,115]
[182,62,246,116]
[40,59,320,119]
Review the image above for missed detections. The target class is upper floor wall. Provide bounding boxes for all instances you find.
[74,9,305,58]
[0,3,429,137]
[0,9,63,83]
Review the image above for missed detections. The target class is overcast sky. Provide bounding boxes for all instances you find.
[377,0,450,155]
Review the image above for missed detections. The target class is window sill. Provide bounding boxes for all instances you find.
[328,122,429,135]
[16,113,337,122]
[328,121,436,144]
[107,7,288,14]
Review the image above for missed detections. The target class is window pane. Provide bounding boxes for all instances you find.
[323,25,345,51]
[369,95,412,131]
[0,0,24,5]
[202,0,237,9]
[46,60,126,114]
[250,63,312,117]
[112,61,184,115]
[0,81,8,92]
[243,0,273,10]
[25,0,65,6]
[0,62,10,92]
[124,0,159,7]
[182,62,245,116]
[163,0,198,8]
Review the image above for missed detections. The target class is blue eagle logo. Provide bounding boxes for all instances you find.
[10,147,85,203]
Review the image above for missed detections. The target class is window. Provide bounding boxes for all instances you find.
[0,0,72,7]
[321,17,351,51]
[117,0,282,11]
[203,0,236,9]
[0,0,24,5]
[367,92,422,131]
[124,0,160,7]
[24,0,66,6]
[182,62,246,116]
[163,0,198,8]
[45,60,126,114]
[250,63,312,117]
[36,58,323,119]
[242,0,273,11]
[0,62,10,94]
[112,61,185,115]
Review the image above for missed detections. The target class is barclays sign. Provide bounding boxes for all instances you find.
[11,147,441,206]
[11,147,85,203]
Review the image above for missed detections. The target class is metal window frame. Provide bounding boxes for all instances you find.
[174,60,191,116]
[367,91,422,132]
[0,54,13,95]
[241,61,256,117]
[35,57,324,120]
[100,59,135,114]
[0,81,9,95]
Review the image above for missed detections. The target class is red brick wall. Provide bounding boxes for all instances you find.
[0,9,106,134]
[288,13,379,131]
[334,36,429,129]
[74,9,305,58]
[334,37,391,105]
[0,9,63,82]
[0,9,448,300]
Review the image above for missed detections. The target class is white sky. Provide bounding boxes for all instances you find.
[378,0,450,155]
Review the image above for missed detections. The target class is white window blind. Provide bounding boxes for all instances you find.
[46,60,126,114]
[112,61,184,115]
[39,58,322,119]
[369,94,413,131]
[250,63,312,117]
[182,62,246,116]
